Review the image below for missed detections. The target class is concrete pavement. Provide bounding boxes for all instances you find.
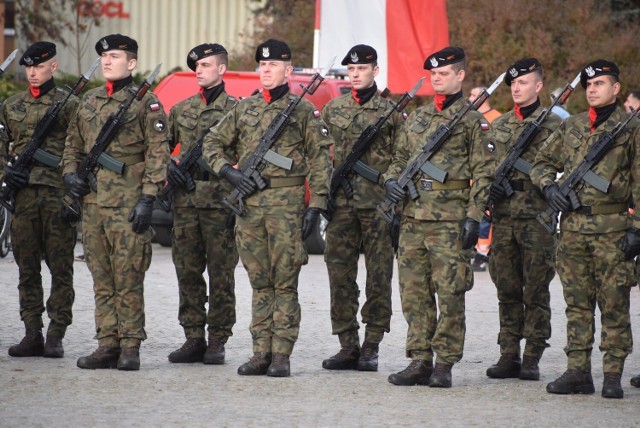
[1,242,639,427]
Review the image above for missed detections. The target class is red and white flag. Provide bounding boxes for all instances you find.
[314,0,449,95]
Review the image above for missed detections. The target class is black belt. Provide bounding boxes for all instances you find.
[574,203,628,215]
[509,180,535,191]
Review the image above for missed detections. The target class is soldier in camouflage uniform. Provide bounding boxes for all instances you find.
[384,47,495,388]
[62,34,170,371]
[531,60,639,399]
[321,45,400,372]
[0,42,77,358]
[202,39,332,377]
[486,58,560,381]
[166,43,239,365]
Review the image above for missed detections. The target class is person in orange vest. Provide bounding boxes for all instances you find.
[469,86,502,271]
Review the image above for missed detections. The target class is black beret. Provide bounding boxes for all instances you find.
[424,46,465,70]
[187,43,228,71]
[255,39,291,62]
[505,57,543,86]
[341,44,377,66]
[19,41,56,66]
[95,34,138,55]
[580,59,619,89]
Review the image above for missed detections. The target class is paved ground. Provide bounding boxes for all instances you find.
[1,240,640,427]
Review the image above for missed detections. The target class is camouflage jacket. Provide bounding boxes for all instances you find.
[169,90,237,209]
[492,105,561,219]
[0,86,78,188]
[62,81,170,207]
[531,105,640,233]
[202,89,333,210]
[383,97,495,222]
[322,90,403,209]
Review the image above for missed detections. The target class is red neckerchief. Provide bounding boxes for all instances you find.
[262,88,272,104]
[434,94,446,112]
[351,88,361,104]
[199,87,207,104]
[105,81,115,97]
[514,104,523,120]
[589,107,597,133]
[29,85,41,99]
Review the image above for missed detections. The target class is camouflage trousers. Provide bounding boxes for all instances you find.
[397,217,473,365]
[556,230,634,374]
[171,206,238,342]
[11,185,76,337]
[82,204,152,348]
[235,204,307,355]
[488,216,555,358]
[324,206,393,347]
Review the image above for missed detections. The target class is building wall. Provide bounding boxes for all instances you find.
[20,0,261,77]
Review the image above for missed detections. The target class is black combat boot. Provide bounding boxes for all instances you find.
[168,338,206,363]
[602,372,624,399]
[357,341,379,371]
[546,369,595,394]
[203,335,225,365]
[519,355,540,380]
[117,347,140,371]
[77,347,121,369]
[43,335,64,358]
[238,352,272,375]
[486,353,521,379]
[322,345,360,370]
[631,375,640,388]
[8,328,45,357]
[388,360,432,386]
[429,363,453,388]
[267,353,291,377]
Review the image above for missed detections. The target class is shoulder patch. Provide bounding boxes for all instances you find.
[153,119,166,132]
[486,141,496,153]
[313,110,321,118]
[149,102,161,111]
[480,122,490,131]
[321,125,330,138]
[402,111,408,120]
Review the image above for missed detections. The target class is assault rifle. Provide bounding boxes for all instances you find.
[323,77,425,221]
[537,106,640,234]
[377,72,506,223]
[223,58,335,216]
[484,72,581,222]
[157,125,218,212]
[0,58,100,212]
[61,64,162,218]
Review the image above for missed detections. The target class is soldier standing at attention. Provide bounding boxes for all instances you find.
[166,43,239,365]
[320,44,399,372]
[531,60,639,399]
[202,39,332,377]
[486,58,559,381]
[62,34,170,371]
[1,42,78,358]
[384,47,494,388]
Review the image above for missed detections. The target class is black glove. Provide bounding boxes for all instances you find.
[4,165,29,191]
[543,183,570,213]
[489,182,507,204]
[128,195,155,234]
[219,164,257,196]
[622,228,640,260]
[63,173,90,199]
[302,207,321,241]
[384,179,406,204]
[460,217,480,250]
[167,160,195,192]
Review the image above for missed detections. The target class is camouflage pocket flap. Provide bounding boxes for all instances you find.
[494,126,512,144]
